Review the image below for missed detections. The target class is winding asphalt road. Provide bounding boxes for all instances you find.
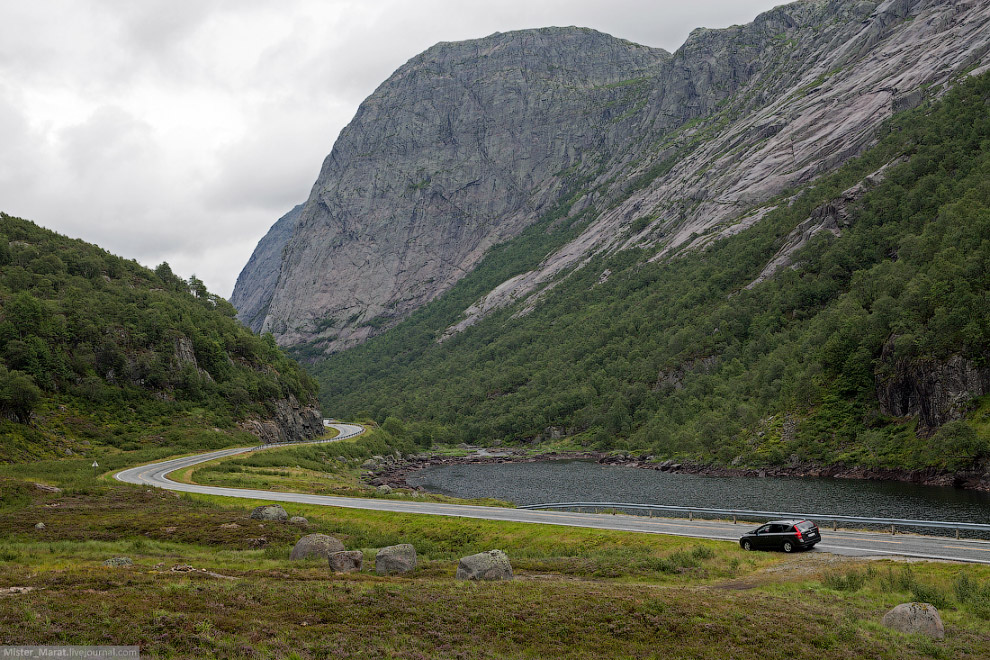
[116,423,990,565]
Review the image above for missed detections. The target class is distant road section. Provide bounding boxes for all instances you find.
[116,423,990,565]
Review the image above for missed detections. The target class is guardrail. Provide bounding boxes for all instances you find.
[517,501,990,539]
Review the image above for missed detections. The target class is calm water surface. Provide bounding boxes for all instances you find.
[406,459,990,522]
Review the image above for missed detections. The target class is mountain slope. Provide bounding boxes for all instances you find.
[231,203,303,333]
[312,70,990,479]
[0,214,322,462]
[236,0,990,355]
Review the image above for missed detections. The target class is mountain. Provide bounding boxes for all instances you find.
[0,214,323,462]
[314,69,990,479]
[234,0,990,355]
[231,203,303,333]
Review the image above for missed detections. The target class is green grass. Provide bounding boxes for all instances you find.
[1,478,988,658]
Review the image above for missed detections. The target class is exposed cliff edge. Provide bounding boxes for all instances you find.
[233,0,990,355]
[231,204,303,334]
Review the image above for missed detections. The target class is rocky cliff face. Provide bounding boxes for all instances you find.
[233,0,990,353]
[239,394,324,444]
[231,204,303,333]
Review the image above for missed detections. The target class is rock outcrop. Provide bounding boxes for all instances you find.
[876,343,990,435]
[881,602,945,639]
[289,533,345,560]
[239,395,323,444]
[375,544,417,575]
[234,1,990,354]
[249,504,288,522]
[455,550,513,581]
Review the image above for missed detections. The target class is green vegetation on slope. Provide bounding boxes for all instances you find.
[313,72,990,472]
[0,214,318,462]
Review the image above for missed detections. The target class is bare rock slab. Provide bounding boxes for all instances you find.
[103,557,133,568]
[375,544,417,575]
[882,602,945,639]
[329,550,364,573]
[250,504,288,522]
[456,550,513,581]
[290,534,345,560]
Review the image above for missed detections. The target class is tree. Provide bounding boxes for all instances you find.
[0,366,41,423]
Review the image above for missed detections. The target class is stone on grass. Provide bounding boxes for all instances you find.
[290,534,345,560]
[289,516,309,526]
[881,603,944,639]
[250,504,288,521]
[33,522,45,530]
[377,484,392,494]
[329,550,364,573]
[103,557,133,568]
[375,544,417,575]
[456,550,513,581]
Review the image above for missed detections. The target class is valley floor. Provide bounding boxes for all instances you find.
[0,474,988,659]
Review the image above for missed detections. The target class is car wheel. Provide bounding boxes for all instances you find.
[742,540,752,551]
[782,541,794,553]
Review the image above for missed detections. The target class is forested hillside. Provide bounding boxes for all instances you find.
[312,71,990,474]
[0,214,320,462]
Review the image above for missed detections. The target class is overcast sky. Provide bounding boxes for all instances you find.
[0,0,783,298]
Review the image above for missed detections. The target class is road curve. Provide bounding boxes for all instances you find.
[116,423,990,565]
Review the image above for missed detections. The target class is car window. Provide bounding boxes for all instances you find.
[797,521,815,531]
[756,525,771,534]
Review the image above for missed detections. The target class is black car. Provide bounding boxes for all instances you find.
[739,519,820,552]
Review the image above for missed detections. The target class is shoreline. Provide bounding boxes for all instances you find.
[364,449,990,493]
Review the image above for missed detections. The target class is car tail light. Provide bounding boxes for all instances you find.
[794,527,803,540]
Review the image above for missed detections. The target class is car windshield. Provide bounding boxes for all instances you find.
[796,521,815,531]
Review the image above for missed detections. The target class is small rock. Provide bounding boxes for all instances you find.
[377,484,393,494]
[219,523,241,530]
[290,534,345,560]
[103,557,133,568]
[375,544,417,575]
[329,550,364,573]
[33,483,61,494]
[250,504,288,521]
[456,550,513,581]
[246,537,268,548]
[0,586,36,595]
[360,459,378,469]
[170,564,194,572]
[882,603,944,639]
[34,522,46,530]
[289,516,309,526]
[161,526,177,534]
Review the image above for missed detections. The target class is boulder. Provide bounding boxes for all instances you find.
[290,534,345,560]
[456,550,513,581]
[375,544,417,575]
[250,504,288,521]
[33,522,46,530]
[377,484,393,494]
[881,603,945,639]
[103,557,133,567]
[329,550,364,573]
[289,516,309,526]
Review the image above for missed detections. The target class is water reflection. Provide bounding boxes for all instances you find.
[406,459,990,522]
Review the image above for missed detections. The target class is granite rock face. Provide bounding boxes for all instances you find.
[249,505,288,522]
[238,394,324,444]
[231,204,304,333]
[234,1,990,354]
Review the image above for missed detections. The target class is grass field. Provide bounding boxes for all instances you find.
[1,471,988,659]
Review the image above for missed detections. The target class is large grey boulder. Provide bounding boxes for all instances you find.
[375,544,417,575]
[329,550,364,573]
[456,550,513,581]
[290,534,345,560]
[881,603,945,639]
[250,504,288,522]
